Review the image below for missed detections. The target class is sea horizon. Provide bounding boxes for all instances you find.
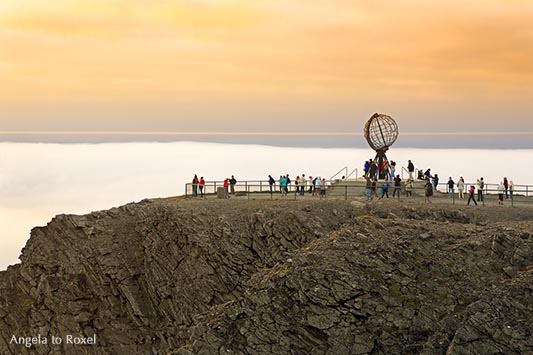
[2,131,533,149]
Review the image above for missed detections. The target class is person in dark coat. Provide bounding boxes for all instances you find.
[393,175,402,198]
[407,160,415,180]
[268,175,275,192]
[229,175,237,194]
[369,160,378,180]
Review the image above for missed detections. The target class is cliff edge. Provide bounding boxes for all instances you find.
[0,199,532,355]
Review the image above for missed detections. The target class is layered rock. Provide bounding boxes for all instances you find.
[0,199,532,355]
[0,199,351,355]
[172,212,533,355]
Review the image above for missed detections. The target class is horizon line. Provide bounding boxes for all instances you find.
[2,131,533,137]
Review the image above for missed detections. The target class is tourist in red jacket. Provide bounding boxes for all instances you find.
[223,178,229,193]
[199,177,205,198]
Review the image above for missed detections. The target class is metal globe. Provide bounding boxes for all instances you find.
[364,113,398,152]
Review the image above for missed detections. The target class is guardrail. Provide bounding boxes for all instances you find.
[330,167,348,181]
[346,167,358,179]
[185,179,532,207]
[186,179,332,200]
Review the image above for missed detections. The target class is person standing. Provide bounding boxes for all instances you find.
[192,174,199,198]
[268,175,275,192]
[424,179,433,203]
[301,174,307,195]
[199,176,205,198]
[229,175,237,194]
[308,176,314,194]
[503,177,509,199]
[286,174,291,193]
[380,160,388,180]
[497,181,505,205]
[314,176,321,196]
[320,178,327,199]
[509,180,514,200]
[447,177,455,198]
[379,178,390,199]
[457,176,465,199]
[365,176,373,201]
[364,159,371,177]
[405,178,413,197]
[467,185,478,205]
[370,160,378,180]
[407,160,415,180]
[371,178,378,198]
[390,161,396,179]
[424,169,432,181]
[223,178,230,197]
[295,176,301,194]
[393,175,402,199]
[280,175,288,196]
[432,174,439,191]
[477,178,485,202]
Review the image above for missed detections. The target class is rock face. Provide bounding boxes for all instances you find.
[0,199,532,355]
[0,199,351,355]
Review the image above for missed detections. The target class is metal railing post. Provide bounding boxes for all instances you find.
[185,184,188,197]
[260,181,263,192]
[345,185,347,200]
[214,182,217,195]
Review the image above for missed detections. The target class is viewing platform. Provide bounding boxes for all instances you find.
[185,178,533,207]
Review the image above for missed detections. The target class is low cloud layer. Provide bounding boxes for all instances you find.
[1,141,532,269]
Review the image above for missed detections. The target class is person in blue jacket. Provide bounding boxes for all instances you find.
[379,178,390,199]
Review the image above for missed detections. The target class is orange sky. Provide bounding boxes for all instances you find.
[1,0,533,132]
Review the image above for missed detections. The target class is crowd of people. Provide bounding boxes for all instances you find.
[268,174,327,198]
[363,158,515,206]
[190,174,238,198]
[190,173,329,199]
[191,160,516,206]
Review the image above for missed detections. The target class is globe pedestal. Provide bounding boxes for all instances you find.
[375,150,390,180]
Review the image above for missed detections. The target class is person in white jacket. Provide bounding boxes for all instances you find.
[477,178,485,202]
[457,176,465,199]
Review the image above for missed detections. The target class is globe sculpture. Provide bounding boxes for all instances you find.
[364,113,399,180]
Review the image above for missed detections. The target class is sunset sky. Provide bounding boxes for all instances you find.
[1,0,533,136]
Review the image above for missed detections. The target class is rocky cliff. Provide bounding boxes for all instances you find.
[0,199,532,355]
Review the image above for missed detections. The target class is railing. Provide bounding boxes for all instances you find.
[330,166,358,181]
[435,181,532,206]
[330,166,348,181]
[184,179,533,207]
[399,165,528,197]
[186,179,332,200]
[401,166,411,179]
[346,167,358,179]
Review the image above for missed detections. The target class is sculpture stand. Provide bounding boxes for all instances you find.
[375,150,390,180]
